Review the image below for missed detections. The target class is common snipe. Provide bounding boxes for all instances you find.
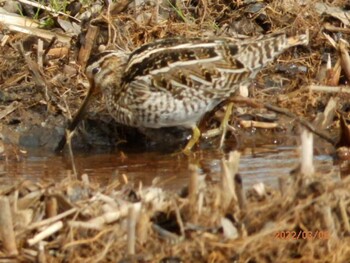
[57,32,308,153]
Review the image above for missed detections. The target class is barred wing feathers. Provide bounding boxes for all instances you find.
[120,33,306,100]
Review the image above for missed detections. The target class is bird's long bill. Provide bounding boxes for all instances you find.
[55,78,96,152]
[68,78,96,131]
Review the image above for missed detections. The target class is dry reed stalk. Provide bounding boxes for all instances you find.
[173,198,185,237]
[197,190,204,217]
[239,120,278,129]
[69,205,129,230]
[322,204,338,247]
[127,204,138,255]
[326,56,341,86]
[13,190,18,213]
[0,197,18,256]
[153,0,160,23]
[17,190,43,210]
[188,164,199,221]
[234,174,245,211]
[22,248,38,260]
[102,191,126,209]
[231,98,335,145]
[27,208,76,231]
[1,35,9,46]
[300,129,315,180]
[77,25,99,70]
[339,39,350,82]
[219,102,234,148]
[136,208,149,245]
[95,192,118,206]
[38,242,46,263]
[27,221,63,246]
[81,173,90,188]
[339,198,350,234]
[17,43,48,96]
[45,196,58,218]
[37,39,44,69]
[324,22,350,34]
[221,151,240,210]
[69,212,120,230]
[278,176,288,197]
[313,96,338,130]
[309,84,350,93]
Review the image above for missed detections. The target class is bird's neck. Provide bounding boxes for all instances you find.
[99,57,128,105]
[97,56,131,123]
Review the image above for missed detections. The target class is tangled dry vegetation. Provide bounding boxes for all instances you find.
[1,0,350,262]
[0,132,349,262]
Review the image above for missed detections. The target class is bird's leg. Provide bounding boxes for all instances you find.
[201,102,236,148]
[183,126,201,154]
[219,102,235,148]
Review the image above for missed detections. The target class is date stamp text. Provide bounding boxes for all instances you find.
[274,230,330,240]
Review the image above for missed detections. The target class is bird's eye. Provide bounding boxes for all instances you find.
[92,67,101,75]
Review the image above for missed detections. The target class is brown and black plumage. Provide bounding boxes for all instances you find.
[57,32,309,153]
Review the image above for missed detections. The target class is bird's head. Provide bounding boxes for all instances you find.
[85,50,128,95]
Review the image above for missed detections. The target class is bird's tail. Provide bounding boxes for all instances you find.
[287,30,309,47]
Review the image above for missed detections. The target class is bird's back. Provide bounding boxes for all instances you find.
[121,33,307,97]
[113,32,308,128]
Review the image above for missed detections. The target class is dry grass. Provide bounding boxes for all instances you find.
[0,148,349,262]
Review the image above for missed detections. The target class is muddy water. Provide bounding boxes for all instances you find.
[0,143,338,190]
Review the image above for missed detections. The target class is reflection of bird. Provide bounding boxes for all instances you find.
[60,32,309,153]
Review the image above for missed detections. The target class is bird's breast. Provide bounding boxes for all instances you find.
[111,90,219,129]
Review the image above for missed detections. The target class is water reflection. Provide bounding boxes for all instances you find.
[0,144,338,190]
